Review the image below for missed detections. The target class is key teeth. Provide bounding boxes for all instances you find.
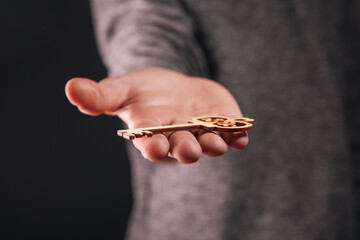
[117,130,136,140]
[142,131,153,137]
[117,130,154,140]
[133,133,144,138]
[119,133,135,140]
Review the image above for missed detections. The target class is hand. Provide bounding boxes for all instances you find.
[65,67,249,164]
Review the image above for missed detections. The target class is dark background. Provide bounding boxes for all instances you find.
[1,0,360,238]
[0,1,132,238]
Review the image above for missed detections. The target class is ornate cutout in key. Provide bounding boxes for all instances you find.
[117,116,254,140]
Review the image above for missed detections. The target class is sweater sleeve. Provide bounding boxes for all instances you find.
[90,0,209,77]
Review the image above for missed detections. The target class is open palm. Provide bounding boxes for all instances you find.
[65,67,249,164]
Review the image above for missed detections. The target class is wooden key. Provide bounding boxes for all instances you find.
[117,116,254,140]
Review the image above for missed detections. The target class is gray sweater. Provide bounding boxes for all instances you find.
[91,1,355,239]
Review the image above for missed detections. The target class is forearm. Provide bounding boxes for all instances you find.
[91,0,209,77]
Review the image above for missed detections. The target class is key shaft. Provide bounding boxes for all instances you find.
[118,123,204,140]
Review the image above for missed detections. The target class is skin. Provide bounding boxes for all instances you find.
[65,67,249,164]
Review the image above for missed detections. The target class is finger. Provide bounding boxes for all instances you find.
[65,76,131,116]
[131,119,170,162]
[195,131,228,157]
[169,131,202,164]
[132,134,170,162]
[221,131,249,150]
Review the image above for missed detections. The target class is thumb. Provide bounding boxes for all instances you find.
[65,76,131,116]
